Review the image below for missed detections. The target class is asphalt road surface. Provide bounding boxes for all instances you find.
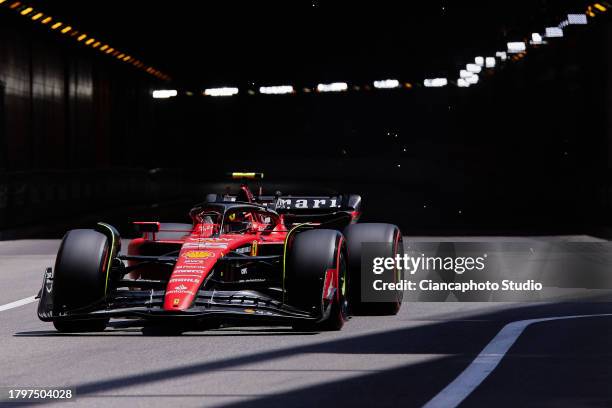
[1,237,612,407]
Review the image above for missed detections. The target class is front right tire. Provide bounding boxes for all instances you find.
[286,229,348,331]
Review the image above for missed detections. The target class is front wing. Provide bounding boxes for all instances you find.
[37,272,322,325]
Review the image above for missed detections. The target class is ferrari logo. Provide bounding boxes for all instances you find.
[173,298,180,306]
[183,251,214,259]
[251,241,258,256]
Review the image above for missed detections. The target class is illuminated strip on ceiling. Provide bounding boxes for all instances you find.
[0,1,170,81]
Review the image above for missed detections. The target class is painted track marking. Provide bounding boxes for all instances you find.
[422,313,612,408]
[0,296,37,312]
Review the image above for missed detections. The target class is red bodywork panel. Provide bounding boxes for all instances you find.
[128,221,289,311]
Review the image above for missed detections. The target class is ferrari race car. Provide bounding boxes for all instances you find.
[37,178,403,333]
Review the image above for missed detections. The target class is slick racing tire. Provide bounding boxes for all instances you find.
[343,223,403,315]
[52,229,111,332]
[287,229,348,331]
[154,223,193,241]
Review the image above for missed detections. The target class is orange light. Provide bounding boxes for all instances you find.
[123,55,131,61]
[92,41,101,48]
[10,2,21,10]
[31,12,43,20]
[594,3,607,11]
[51,22,62,29]
[117,53,125,59]
[61,25,71,34]
[77,34,86,41]
[20,6,32,15]
[41,16,52,24]
[105,47,114,54]
[0,0,7,4]
[85,38,94,45]
[99,44,108,51]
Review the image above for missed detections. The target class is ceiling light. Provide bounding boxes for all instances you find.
[507,41,526,53]
[466,63,481,73]
[423,78,447,87]
[316,82,348,92]
[545,27,563,37]
[567,13,588,24]
[594,3,607,12]
[531,33,544,44]
[259,85,294,94]
[152,90,177,99]
[204,87,239,97]
[373,79,400,89]
[459,70,472,78]
[466,74,479,84]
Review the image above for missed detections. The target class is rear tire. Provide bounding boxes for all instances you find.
[52,229,113,332]
[287,229,348,331]
[343,223,403,315]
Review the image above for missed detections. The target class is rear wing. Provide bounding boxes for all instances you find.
[270,194,362,226]
[206,193,362,226]
[207,193,361,212]
[257,194,361,213]
[206,174,362,225]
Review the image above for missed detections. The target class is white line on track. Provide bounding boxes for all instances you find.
[0,296,37,312]
[422,313,612,408]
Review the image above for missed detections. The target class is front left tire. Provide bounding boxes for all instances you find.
[52,229,112,332]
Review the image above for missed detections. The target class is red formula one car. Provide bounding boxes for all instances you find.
[37,177,403,333]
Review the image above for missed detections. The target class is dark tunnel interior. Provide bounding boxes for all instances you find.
[0,0,611,237]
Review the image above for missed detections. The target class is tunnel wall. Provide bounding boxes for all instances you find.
[0,12,155,170]
[0,10,188,235]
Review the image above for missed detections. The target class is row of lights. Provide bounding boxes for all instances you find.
[449,4,608,89]
[152,80,416,99]
[0,0,170,81]
[153,2,609,99]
